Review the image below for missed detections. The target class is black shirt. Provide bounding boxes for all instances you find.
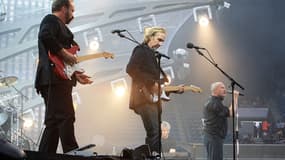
[126,44,161,109]
[126,44,160,87]
[35,14,76,91]
[203,96,230,139]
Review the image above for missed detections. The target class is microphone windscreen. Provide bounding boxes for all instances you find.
[186,43,194,49]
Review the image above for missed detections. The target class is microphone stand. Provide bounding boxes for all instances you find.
[194,48,244,160]
[114,31,169,159]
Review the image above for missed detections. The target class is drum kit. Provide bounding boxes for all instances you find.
[0,76,32,150]
[0,76,18,126]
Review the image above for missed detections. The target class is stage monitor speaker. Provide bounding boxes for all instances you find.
[122,144,151,160]
[25,150,121,160]
[0,138,26,160]
[133,144,151,159]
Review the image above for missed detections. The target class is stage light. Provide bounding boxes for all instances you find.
[89,38,100,51]
[213,0,231,10]
[193,5,212,27]
[83,28,103,51]
[23,118,33,128]
[137,14,157,33]
[173,48,187,56]
[111,78,128,97]
[224,1,231,8]
[114,86,126,97]
[22,109,35,129]
[198,16,209,27]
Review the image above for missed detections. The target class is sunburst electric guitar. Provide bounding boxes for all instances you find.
[48,45,114,80]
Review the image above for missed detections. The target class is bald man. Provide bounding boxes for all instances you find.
[203,82,239,160]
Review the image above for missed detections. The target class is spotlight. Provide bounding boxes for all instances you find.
[83,28,103,51]
[224,1,231,8]
[193,5,212,27]
[173,48,187,56]
[89,37,100,51]
[111,78,128,97]
[137,14,157,33]
[216,1,231,10]
[114,86,126,97]
[23,119,33,128]
[198,16,209,27]
[22,109,35,129]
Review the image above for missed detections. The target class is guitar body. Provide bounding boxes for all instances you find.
[48,46,114,80]
[48,46,79,80]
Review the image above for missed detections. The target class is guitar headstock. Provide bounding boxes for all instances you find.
[189,85,202,93]
[103,52,115,59]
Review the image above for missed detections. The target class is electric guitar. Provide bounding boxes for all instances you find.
[150,84,202,103]
[48,45,114,80]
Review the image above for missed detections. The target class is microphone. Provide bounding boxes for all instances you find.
[226,90,244,96]
[186,42,205,50]
[111,29,126,34]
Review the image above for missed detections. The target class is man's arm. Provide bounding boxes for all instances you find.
[229,90,239,117]
[74,72,93,84]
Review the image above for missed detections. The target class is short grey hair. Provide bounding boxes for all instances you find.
[210,82,223,93]
[161,121,171,130]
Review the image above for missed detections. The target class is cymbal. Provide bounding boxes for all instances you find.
[0,112,8,126]
[0,76,18,87]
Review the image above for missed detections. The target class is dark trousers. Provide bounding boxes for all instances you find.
[204,133,224,160]
[135,103,160,153]
[38,84,78,153]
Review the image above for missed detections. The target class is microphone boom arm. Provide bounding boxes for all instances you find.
[195,48,244,90]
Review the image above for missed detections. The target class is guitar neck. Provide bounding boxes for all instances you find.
[77,53,107,63]
[164,85,201,93]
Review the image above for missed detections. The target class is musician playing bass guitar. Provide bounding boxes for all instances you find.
[35,0,92,153]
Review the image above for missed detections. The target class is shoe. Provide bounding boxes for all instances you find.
[152,151,161,159]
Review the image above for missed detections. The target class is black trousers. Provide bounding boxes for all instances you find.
[204,133,224,160]
[135,103,160,153]
[38,84,78,153]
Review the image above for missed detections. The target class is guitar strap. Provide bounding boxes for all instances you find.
[159,66,168,85]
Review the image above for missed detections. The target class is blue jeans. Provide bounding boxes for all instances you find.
[135,103,160,153]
